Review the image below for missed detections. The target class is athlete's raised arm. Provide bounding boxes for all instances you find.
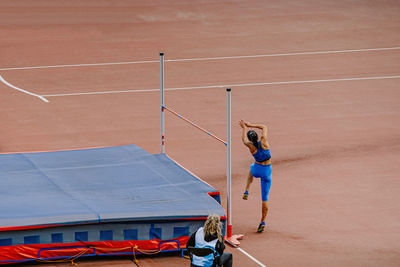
[246,122,269,149]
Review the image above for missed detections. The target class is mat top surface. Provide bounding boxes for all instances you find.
[0,145,224,229]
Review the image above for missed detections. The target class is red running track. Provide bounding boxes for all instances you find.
[1,0,400,266]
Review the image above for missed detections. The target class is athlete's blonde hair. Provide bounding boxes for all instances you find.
[203,214,222,242]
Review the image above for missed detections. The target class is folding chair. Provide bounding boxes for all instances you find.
[187,246,221,267]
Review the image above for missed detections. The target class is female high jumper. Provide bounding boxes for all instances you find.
[239,120,272,232]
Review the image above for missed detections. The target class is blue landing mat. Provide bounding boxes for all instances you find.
[0,145,224,229]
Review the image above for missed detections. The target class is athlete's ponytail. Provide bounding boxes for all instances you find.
[247,130,259,148]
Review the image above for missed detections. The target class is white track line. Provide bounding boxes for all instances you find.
[41,75,400,97]
[0,74,49,102]
[0,60,159,71]
[167,46,400,62]
[236,247,266,267]
[0,46,399,71]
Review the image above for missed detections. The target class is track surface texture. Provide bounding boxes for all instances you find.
[1,0,400,266]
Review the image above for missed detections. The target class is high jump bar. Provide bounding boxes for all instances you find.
[162,105,227,146]
[159,53,242,246]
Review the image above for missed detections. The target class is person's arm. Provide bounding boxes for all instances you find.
[246,122,269,149]
[215,239,225,255]
[187,231,196,248]
[239,120,253,150]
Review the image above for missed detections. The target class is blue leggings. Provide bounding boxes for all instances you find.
[250,163,272,201]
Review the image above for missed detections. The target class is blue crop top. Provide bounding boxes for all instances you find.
[252,142,271,162]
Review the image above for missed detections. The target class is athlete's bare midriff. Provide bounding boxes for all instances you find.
[256,159,271,165]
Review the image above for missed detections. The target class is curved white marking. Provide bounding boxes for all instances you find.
[0,75,49,103]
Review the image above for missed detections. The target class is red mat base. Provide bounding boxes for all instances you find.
[0,237,189,265]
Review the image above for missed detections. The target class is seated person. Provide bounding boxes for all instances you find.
[187,214,233,267]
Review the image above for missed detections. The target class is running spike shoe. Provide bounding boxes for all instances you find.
[257,222,266,232]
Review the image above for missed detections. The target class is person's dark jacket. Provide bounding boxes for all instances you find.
[187,230,225,256]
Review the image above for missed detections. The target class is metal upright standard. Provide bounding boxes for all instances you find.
[226,88,232,237]
[225,88,243,247]
[160,52,165,154]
